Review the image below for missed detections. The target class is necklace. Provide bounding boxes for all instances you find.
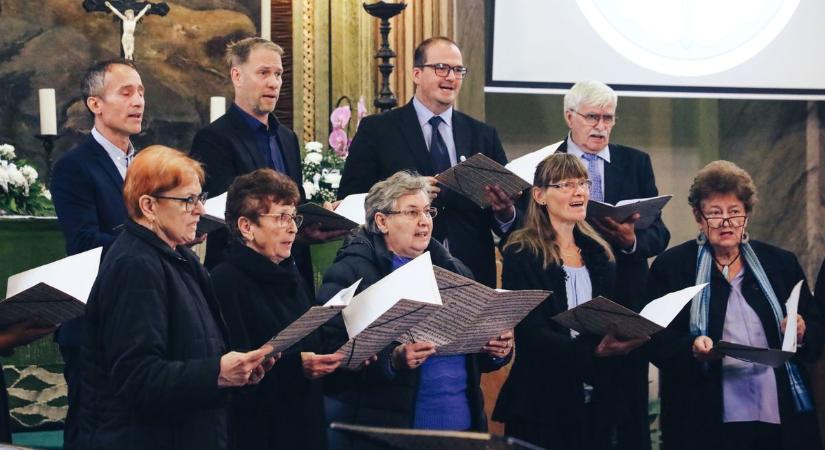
[712,250,741,279]
[561,246,581,257]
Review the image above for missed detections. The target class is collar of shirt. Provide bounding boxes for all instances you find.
[91,127,134,178]
[231,103,280,135]
[412,97,453,130]
[566,133,611,163]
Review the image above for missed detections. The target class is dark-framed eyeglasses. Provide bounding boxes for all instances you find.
[259,212,304,228]
[151,192,208,212]
[545,179,592,193]
[384,207,438,220]
[570,109,617,126]
[416,63,469,79]
[701,214,747,229]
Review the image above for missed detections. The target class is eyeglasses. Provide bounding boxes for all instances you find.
[151,192,208,212]
[259,212,304,228]
[545,180,592,193]
[570,110,617,126]
[384,207,438,220]
[416,63,469,79]
[701,214,747,229]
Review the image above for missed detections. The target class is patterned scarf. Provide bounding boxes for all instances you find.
[689,240,813,412]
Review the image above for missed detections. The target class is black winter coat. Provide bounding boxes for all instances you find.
[317,228,506,442]
[492,229,618,450]
[78,220,230,450]
[211,243,326,450]
[645,240,823,450]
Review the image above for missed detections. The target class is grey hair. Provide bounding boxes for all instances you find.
[364,171,430,234]
[81,59,137,115]
[226,37,284,69]
[563,81,618,114]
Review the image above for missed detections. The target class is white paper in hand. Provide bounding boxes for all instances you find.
[781,280,803,351]
[341,252,441,337]
[325,279,362,307]
[204,192,227,223]
[6,247,103,303]
[640,283,708,328]
[505,140,563,184]
[336,193,368,226]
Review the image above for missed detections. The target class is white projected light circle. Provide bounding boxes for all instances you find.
[576,0,799,77]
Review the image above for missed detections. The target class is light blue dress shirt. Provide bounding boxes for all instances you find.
[91,127,135,180]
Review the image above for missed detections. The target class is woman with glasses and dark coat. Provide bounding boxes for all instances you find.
[210,169,343,450]
[492,153,648,450]
[318,171,513,450]
[644,160,823,450]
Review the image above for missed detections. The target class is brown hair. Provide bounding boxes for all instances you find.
[225,37,284,69]
[504,153,614,268]
[688,160,758,218]
[413,36,460,67]
[123,145,205,220]
[225,168,300,242]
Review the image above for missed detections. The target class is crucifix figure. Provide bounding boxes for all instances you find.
[105,1,151,60]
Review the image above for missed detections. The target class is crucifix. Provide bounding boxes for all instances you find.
[83,0,169,60]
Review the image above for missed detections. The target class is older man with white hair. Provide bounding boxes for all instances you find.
[555,80,670,450]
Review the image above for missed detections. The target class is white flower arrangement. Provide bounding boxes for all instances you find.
[0,143,54,215]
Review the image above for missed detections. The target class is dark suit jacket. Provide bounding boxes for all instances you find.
[557,139,670,310]
[645,240,823,450]
[338,101,512,288]
[189,106,313,286]
[51,135,129,350]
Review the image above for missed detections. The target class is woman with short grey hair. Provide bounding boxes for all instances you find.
[317,170,513,449]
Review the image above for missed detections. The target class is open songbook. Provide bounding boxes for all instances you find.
[265,279,362,355]
[397,267,550,355]
[329,422,546,450]
[435,154,531,209]
[716,280,804,368]
[198,191,227,234]
[504,140,563,184]
[297,203,359,235]
[2,247,102,328]
[335,252,443,369]
[586,195,672,230]
[552,284,708,340]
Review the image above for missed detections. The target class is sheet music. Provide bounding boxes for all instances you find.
[3,247,102,328]
[297,203,359,234]
[199,191,227,233]
[553,284,707,339]
[335,193,368,225]
[586,195,672,229]
[398,267,550,355]
[716,280,804,368]
[435,154,531,209]
[336,299,440,369]
[265,279,361,354]
[505,140,563,184]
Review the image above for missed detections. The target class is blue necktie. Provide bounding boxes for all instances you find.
[581,153,604,201]
[428,116,452,173]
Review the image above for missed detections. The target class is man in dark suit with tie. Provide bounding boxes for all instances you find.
[556,80,671,450]
[50,59,144,449]
[190,37,339,287]
[338,37,517,288]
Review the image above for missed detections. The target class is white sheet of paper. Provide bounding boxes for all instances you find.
[640,283,708,328]
[504,140,563,184]
[325,279,362,307]
[341,252,441,337]
[335,193,367,226]
[204,192,227,223]
[6,247,103,303]
[782,280,803,351]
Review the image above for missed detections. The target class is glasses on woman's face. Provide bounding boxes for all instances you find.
[701,213,747,229]
[545,179,592,193]
[384,207,438,221]
[151,192,208,213]
[259,212,304,228]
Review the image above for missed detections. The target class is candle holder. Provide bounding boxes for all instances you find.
[363,1,406,112]
[34,134,59,184]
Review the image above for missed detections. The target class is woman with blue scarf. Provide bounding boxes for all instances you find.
[645,160,822,450]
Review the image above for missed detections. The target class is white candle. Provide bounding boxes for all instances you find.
[210,96,226,123]
[39,89,57,135]
[261,0,271,41]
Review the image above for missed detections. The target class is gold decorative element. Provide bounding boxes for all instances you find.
[302,0,315,144]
